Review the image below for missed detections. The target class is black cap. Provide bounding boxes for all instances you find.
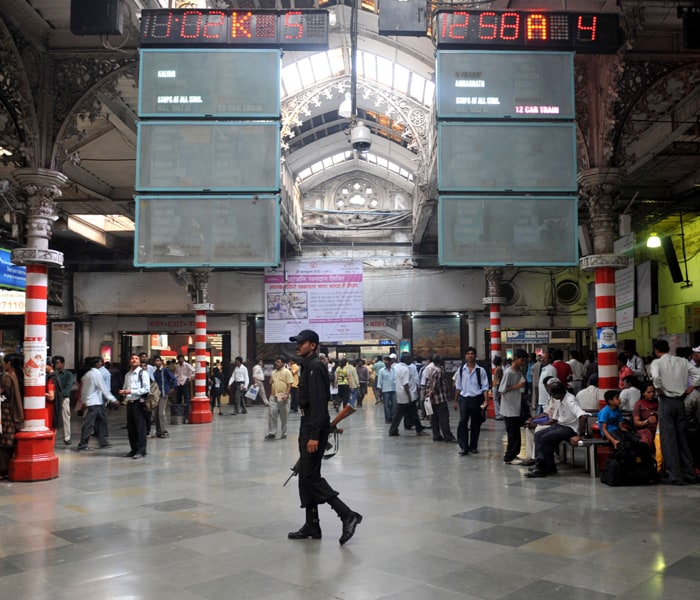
[289,329,319,344]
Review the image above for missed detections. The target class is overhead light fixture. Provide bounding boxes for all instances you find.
[338,93,352,118]
[646,233,661,248]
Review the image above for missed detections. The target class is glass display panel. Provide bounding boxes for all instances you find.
[135,195,280,267]
[136,121,280,192]
[436,51,574,119]
[438,195,578,266]
[139,49,280,117]
[437,122,577,192]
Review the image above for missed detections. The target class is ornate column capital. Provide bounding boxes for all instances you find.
[578,167,622,256]
[483,267,505,303]
[580,254,629,272]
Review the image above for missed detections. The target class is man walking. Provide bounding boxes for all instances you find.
[153,355,177,438]
[174,354,195,422]
[453,347,489,456]
[651,339,700,485]
[287,329,362,545]
[77,356,118,451]
[265,357,293,440]
[228,356,249,414]
[388,353,425,437]
[52,356,75,445]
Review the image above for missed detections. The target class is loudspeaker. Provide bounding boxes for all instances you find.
[661,236,684,283]
[70,0,124,36]
[378,0,426,36]
[683,12,700,49]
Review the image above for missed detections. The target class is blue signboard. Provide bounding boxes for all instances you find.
[0,248,26,290]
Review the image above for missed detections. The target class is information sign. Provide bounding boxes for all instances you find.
[138,49,280,118]
[437,122,576,192]
[136,121,280,192]
[436,51,574,119]
[135,195,280,267]
[438,196,578,266]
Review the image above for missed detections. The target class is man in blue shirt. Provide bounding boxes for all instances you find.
[77,356,118,451]
[153,355,177,438]
[453,347,490,456]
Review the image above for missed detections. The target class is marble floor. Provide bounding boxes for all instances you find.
[1,398,699,600]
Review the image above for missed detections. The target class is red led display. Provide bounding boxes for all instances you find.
[435,10,622,53]
[140,9,329,50]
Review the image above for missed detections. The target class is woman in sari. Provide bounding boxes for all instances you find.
[0,353,25,479]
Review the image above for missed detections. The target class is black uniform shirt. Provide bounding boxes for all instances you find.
[298,353,331,440]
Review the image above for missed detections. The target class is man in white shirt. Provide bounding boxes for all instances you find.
[567,350,585,394]
[575,373,600,411]
[228,356,250,415]
[77,356,118,451]
[526,380,588,478]
[388,353,425,437]
[500,349,527,465]
[175,354,195,421]
[252,359,268,406]
[537,349,557,414]
[650,339,700,484]
[626,349,645,379]
[619,376,641,411]
[120,353,151,460]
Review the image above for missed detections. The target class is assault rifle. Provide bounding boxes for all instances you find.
[283,404,356,486]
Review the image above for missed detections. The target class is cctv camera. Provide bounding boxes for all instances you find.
[349,122,372,152]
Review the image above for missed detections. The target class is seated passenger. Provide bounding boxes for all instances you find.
[633,383,658,451]
[575,373,600,411]
[523,376,560,466]
[619,376,642,411]
[598,389,628,448]
[526,381,588,478]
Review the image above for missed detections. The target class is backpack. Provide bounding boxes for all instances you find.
[141,370,161,412]
[600,440,658,486]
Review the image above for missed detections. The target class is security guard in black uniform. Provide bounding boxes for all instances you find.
[287,329,362,545]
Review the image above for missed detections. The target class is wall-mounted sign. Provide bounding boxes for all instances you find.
[0,248,26,291]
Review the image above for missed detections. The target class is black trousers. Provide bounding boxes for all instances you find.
[534,423,575,472]
[457,395,483,451]
[389,402,424,435]
[297,418,338,508]
[79,405,108,447]
[430,402,454,441]
[127,401,148,455]
[503,416,522,461]
[659,395,696,482]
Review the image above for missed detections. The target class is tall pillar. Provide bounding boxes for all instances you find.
[9,168,67,481]
[484,268,505,362]
[579,168,628,405]
[189,270,213,424]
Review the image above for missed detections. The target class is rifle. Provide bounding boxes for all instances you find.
[283,404,357,486]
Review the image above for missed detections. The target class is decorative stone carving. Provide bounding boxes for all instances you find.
[578,168,622,256]
[484,267,503,300]
[579,254,629,272]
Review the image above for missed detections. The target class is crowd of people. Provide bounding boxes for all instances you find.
[1,340,699,486]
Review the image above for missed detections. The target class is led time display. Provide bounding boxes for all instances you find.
[140,9,329,50]
[435,10,623,53]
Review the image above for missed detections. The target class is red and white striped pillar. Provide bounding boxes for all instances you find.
[189,269,213,424]
[484,268,505,419]
[189,306,212,423]
[9,168,66,481]
[579,168,627,408]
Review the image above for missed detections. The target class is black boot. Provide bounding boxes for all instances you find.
[328,496,363,546]
[288,505,322,539]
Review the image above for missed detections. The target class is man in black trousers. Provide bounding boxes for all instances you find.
[287,329,362,545]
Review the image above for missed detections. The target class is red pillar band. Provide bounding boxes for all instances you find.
[189,309,212,424]
[489,303,501,419]
[10,264,58,481]
[595,266,617,408]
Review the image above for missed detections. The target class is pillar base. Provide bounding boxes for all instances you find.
[8,429,59,481]
[189,396,213,424]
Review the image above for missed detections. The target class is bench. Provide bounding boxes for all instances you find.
[558,413,612,479]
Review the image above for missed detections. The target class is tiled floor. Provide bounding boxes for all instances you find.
[1,398,699,600]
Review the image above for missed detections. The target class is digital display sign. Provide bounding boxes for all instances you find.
[138,49,281,117]
[435,10,623,53]
[140,9,329,50]
[438,122,577,192]
[136,121,280,192]
[436,51,574,119]
[438,196,578,266]
[135,195,280,267]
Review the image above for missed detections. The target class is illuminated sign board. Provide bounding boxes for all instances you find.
[435,10,623,53]
[436,51,574,119]
[140,9,329,50]
[138,49,281,117]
